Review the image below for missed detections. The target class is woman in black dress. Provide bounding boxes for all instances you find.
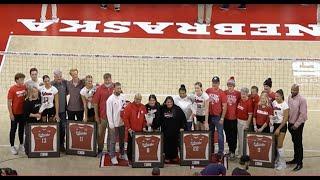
[158,96,186,163]
[24,86,42,155]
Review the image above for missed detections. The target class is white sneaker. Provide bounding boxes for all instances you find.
[229,153,236,160]
[111,156,118,165]
[274,159,279,168]
[276,162,286,171]
[119,154,128,161]
[40,17,46,23]
[10,146,18,155]
[52,17,59,23]
[19,144,25,153]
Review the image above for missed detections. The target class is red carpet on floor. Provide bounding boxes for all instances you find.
[99,153,129,167]
[100,153,222,167]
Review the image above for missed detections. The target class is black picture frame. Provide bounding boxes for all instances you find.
[180,131,211,166]
[66,121,97,157]
[243,131,275,168]
[132,132,164,168]
[27,123,60,158]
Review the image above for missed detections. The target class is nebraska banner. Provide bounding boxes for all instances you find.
[17,19,320,37]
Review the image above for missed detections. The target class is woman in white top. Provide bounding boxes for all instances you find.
[189,82,209,131]
[271,89,289,171]
[174,84,193,131]
[39,75,60,122]
[80,75,97,122]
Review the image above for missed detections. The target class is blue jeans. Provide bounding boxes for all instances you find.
[185,121,193,131]
[59,112,67,146]
[209,115,224,154]
[108,126,125,158]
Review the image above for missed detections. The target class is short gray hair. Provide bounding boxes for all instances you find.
[53,69,62,76]
[240,87,249,94]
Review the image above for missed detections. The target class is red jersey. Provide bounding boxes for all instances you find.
[92,84,114,119]
[254,104,273,126]
[69,123,94,150]
[123,102,147,132]
[184,134,209,159]
[224,90,241,120]
[120,100,131,118]
[247,135,272,162]
[205,88,227,116]
[7,84,27,115]
[267,91,276,104]
[237,98,253,120]
[136,135,160,161]
[31,126,57,152]
[250,94,260,108]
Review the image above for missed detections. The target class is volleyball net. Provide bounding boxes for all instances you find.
[0,51,319,104]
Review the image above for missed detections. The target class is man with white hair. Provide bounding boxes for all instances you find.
[122,93,147,162]
[236,87,253,157]
[51,69,68,152]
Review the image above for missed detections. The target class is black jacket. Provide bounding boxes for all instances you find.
[158,104,186,137]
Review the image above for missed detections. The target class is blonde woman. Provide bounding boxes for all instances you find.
[253,94,273,133]
[24,86,42,155]
[80,75,97,122]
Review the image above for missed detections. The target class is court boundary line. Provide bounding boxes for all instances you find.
[5,34,320,43]
[0,35,12,73]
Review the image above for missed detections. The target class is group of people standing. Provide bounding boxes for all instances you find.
[172,76,307,172]
[8,69,307,171]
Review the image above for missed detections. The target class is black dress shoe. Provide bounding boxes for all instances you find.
[286,160,297,164]
[293,164,303,171]
[60,146,66,152]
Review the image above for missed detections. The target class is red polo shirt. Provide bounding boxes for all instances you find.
[92,84,114,120]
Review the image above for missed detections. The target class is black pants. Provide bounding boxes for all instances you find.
[224,119,238,153]
[288,123,304,165]
[257,125,270,133]
[10,114,26,146]
[164,135,179,160]
[59,112,67,146]
[127,132,133,162]
[67,110,84,121]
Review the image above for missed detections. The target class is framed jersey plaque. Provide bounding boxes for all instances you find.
[243,131,275,168]
[27,123,60,158]
[180,131,211,166]
[132,132,164,168]
[66,121,97,157]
